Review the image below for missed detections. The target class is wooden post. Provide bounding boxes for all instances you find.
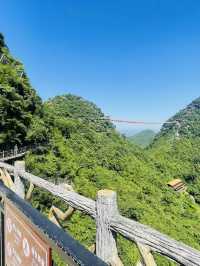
[14,161,25,199]
[96,189,123,266]
[25,182,34,201]
[0,168,15,191]
[136,261,143,266]
[137,243,157,266]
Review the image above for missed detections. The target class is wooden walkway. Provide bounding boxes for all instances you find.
[0,145,33,162]
[0,152,26,162]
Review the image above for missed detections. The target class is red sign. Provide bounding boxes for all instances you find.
[5,201,52,266]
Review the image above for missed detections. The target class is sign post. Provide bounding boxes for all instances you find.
[4,200,52,266]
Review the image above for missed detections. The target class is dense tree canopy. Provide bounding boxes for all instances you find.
[0,33,6,48]
[0,34,42,148]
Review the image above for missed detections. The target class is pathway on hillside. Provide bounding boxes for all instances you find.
[0,145,31,162]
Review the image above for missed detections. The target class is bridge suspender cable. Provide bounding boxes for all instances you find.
[79,116,181,126]
[72,114,181,125]
[105,118,180,125]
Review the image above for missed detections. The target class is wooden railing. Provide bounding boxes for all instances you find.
[0,160,200,265]
[0,178,106,266]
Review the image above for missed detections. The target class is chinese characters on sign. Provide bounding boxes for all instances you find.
[5,201,52,266]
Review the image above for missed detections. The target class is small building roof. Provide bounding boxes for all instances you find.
[167,179,183,187]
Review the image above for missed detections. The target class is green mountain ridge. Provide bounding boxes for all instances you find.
[128,129,156,147]
[1,33,200,265]
[154,97,200,142]
[0,33,42,149]
[149,97,200,207]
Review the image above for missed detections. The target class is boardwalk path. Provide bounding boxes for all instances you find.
[0,145,31,162]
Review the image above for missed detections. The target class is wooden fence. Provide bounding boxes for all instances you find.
[0,160,200,266]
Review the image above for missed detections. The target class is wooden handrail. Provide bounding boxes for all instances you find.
[1,161,200,265]
[0,181,107,266]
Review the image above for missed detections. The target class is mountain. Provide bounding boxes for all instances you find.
[2,33,200,265]
[128,129,156,147]
[149,97,200,206]
[154,97,200,142]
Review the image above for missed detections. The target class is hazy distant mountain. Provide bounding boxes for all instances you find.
[128,129,156,147]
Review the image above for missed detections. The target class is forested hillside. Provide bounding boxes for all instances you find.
[25,95,200,265]
[0,33,42,149]
[154,97,200,142]
[1,33,200,265]
[149,97,200,207]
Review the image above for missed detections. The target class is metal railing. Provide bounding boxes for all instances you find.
[0,144,40,162]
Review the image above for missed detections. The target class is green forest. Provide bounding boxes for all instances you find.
[1,33,200,265]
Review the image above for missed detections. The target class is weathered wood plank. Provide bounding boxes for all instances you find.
[0,162,96,217]
[25,182,34,200]
[14,161,25,199]
[0,168,14,190]
[111,215,200,266]
[136,261,144,266]
[50,205,74,220]
[48,207,62,228]
[137,243,157,266]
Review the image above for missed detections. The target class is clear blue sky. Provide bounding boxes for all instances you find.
[1,0,200,132]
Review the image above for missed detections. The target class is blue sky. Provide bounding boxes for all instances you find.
[1,0,200,133]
